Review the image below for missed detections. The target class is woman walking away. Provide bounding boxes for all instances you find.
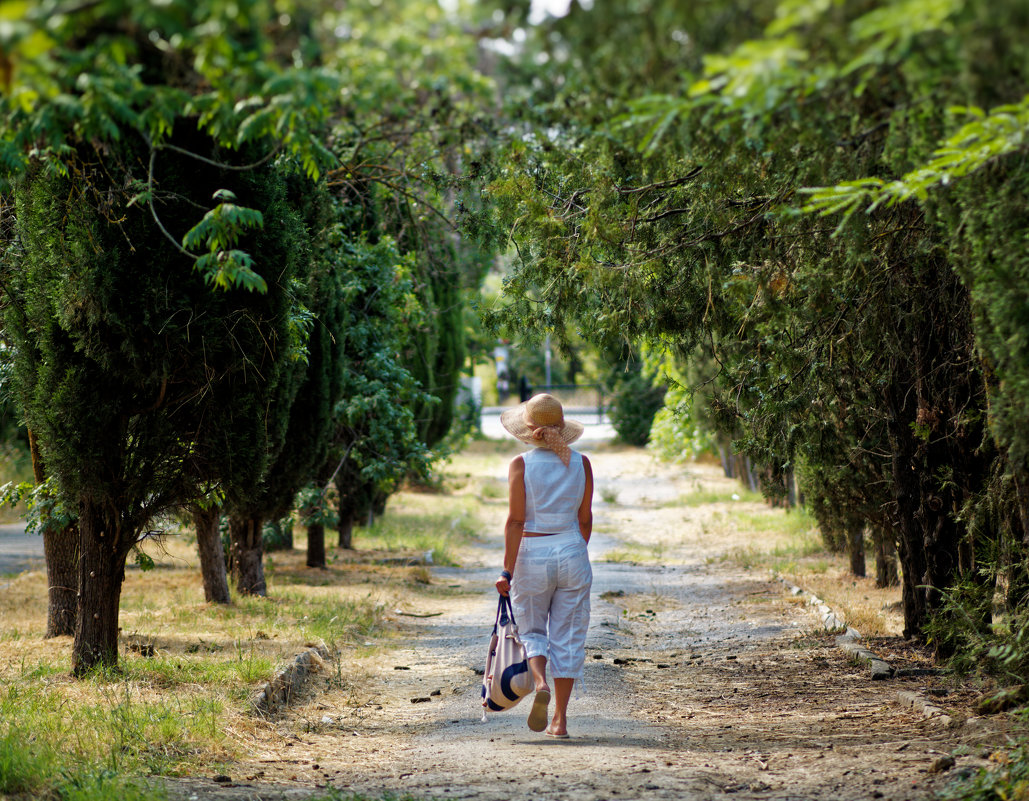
[495,394,594,738]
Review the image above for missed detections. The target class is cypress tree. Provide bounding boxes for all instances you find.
[224,186,348,591]
[4,133,308,672]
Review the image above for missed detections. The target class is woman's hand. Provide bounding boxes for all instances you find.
[496,569,512,596]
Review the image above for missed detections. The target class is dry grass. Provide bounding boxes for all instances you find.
[775,566,905,636]
[0,480,490,796]
[580,447,905,639]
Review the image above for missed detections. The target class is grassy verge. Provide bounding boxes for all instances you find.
[347,496,481,567]
[703,502,905,637]
[588,449,906,637]
[0,478,487,800]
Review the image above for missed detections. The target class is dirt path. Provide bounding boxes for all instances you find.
[167,447,1001,801]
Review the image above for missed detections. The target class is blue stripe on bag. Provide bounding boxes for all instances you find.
[500,660,529,702]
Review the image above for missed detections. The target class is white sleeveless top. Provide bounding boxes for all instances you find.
[522,448,585,535]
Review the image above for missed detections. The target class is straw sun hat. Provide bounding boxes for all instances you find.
[500,394,584,465]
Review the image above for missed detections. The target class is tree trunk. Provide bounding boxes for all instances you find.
[338,514,354,550]
[229,515,266,596]
[306,522,326,568]
[372,490,388,518]
[72,497,129,675]
[335,473,358,549]
[717,438,734,479]
[746,459,759,493]
[873,527,899,588]
[193,506,230,604]
[848,524,866,578]
[29,428,78,637]
[1015,470,1029,549]
[43,523,78,637]
[887,396,929,639]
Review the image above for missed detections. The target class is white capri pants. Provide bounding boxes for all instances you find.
[511,531,592,679]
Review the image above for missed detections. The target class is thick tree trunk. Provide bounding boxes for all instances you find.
[873,527,899,588]
[193,506,230,604]
[848,524,866,578]
[229,515,266,596]
[72,497,129,675]
[43,523,78,637]
[306,523,326,568]
[29,428,78,637]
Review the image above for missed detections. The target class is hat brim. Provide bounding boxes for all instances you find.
[500,403,585,446]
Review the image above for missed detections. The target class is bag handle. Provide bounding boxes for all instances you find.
[493,594,518,633]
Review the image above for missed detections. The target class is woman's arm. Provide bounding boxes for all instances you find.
[496,456,526,596]
[578,455,593,544]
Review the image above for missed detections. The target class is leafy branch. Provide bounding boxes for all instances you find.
[801,97,1029,217]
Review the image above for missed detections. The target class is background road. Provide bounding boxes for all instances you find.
[0,522,40,576]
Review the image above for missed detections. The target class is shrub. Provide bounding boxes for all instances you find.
[608,372,666,446]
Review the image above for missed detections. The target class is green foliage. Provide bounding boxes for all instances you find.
[296,484,339,529]
[647,353,716,462]
[329,233,434,531]
[802,98,1029,217]
[181,190,268,292]
[7,138,310,535]
[608,371,667,447]
[0,679,216,797]
[937,745,1029,801]
[0,0,340,180]
[485,0,1029,650]
[261,516,294,553]
[0,476,74,534]
[0,0,345,300]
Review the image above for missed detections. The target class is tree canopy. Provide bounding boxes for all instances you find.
[483,0,1029,653]
[0,0,500,671]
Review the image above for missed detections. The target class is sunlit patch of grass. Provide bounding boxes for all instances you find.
[16,660,64,681]
[353,500,480,567]
[479,480,507,500]
[734,507,819,538]
[601,542,667,564]
[0,678,228,791]
[778,568,905,637]
[276,590,388,647]
[116,653,275,690]
[0,726,167,801]
[673,487,764,507]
